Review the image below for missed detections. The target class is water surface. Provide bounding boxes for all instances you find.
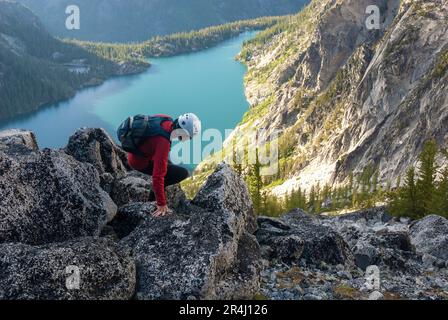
[0,32,256,166]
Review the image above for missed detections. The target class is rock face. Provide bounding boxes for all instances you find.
[110,171,153,207]
[113,164,261,300]
[0,238,136,300]
[195,0,448,198]
[65,127,129,178]
[410,215,448,260]
[0,136,117,245]
[193,163,257,233]
[257,210,354,265]
[0,129,38,151]
[110,171,187,209]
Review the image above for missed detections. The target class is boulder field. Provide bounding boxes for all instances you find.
[0,128,447,300]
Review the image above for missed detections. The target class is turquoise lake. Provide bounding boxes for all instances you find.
[0,32,256,166]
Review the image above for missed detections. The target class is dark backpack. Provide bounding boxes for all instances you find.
[117,115,173,156]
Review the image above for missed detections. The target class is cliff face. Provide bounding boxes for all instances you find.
[197,0,448,196]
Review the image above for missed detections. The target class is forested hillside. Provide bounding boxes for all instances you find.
[15,0,309,42]
[0,1,148,121]
[70,16,285,60]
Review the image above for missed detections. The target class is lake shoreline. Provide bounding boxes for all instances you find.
[0,32,257,152]
[1,30,258,125]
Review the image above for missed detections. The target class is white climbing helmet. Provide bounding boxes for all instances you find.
[177,113,201,139]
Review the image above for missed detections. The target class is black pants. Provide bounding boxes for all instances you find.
[140,161,190,200]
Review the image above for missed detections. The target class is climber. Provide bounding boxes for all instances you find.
[117,113,201,217]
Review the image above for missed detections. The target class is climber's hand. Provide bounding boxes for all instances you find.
[152,205,170,217]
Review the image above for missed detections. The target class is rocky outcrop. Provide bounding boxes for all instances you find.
[0,132,117,245]
[410,215,448,261]
[259,207,448,300]
[0,237,136,300]
[0,129,262,300]
[110,171,153,207]
[113,163,261,300]
[193,163,257,233]
[257,210,354,265]
[65,128,129,177]
[0,129,38,151]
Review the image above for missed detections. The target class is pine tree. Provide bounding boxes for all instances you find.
[314,183,322,214]
[308,185,316,212]
[390,167,421,218]
[247,148,263,214]
[232,140,244,177]
[435,166,448,218]
[417,139,438,215]
[435,148,448,217]
[347,172,354,207]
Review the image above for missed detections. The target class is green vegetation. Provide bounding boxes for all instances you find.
[241,95,275,125]
[390,140,448,219]
[0,1,119,120]
[247,149,263,213]
[432,49,448,79]
[240,0,319,85]
[411,1,433,18]
[222,138,448,218]
[70,16,286,61]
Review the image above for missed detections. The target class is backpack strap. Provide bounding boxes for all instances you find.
[147,116,173,143]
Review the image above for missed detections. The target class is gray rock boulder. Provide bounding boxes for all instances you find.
[330,207,392,225]
[110,171,153,207]
[0,237,135,300]
[65,128,129,178]
[112,164,261,300]
[352,231,416,272]
[256,216,305,262]
[353,242,378,271]
[193,162,257,233]
[110,170,187,208]
[410,215,448,260]
[256,210,354,266]
[0,129,38,151]
[0,138,116,245]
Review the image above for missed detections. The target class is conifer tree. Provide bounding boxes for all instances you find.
[390,167,421,218]
[232,140,244,177]
[435,148,448,217]
[247,148,263,214]
[435,166,448,218]
[308,185,316,212]
[417,139,438,215]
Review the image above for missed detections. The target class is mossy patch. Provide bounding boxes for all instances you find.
[333,284,364,300]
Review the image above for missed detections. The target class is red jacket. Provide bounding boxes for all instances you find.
[127,114,173,206]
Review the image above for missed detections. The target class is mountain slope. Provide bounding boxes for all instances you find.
[15,0,309,42]
[193,0,448,198]
[0,0,148,121]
